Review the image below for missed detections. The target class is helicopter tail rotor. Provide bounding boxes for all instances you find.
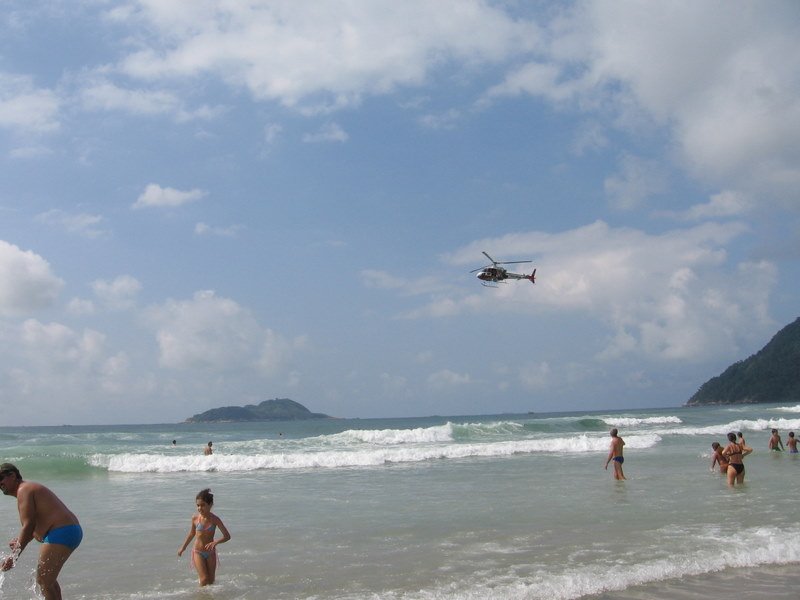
[526,269,536,284]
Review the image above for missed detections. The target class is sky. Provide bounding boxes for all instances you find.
[1,1,799,425]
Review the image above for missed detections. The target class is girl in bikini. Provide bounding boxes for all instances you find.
[177,488,231,586]
[722,431,752,487]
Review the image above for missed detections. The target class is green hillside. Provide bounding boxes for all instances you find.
[686,317,800,406]
[186,398,331,422]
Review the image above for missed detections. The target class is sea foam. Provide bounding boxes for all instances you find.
[656,417,800,437]
[364,525,800,600]
[91,433,661,473]
[326,423,455,445]
[603,416,682,427]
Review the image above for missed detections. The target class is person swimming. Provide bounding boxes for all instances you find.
[177,488,231,586]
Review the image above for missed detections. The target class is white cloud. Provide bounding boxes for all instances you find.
[146,290,304,377]
[361,269,406,290]
[91,275,142,310]
[361,269,455,297]
[519,362,551,390]
[264,123,282,144]
[484,61,586,105]
[428,369,471,388]
[256,329,308,378]
[35,209,109,238]
[604,154,667,210]
[302,122,349,143]
[79,78,224,121]
[418,108,462,130]
[0,318,148,421]
[0,72,60,133]
[16,319,105,369]
[0,240,64,316]
[9,145,53,159]
[194,222,243,237]
[380,372,409,395]
[659,190,754,221]
[81,80,181,115]
[415,220,774,361]
[116,1,539,110]
[571,121,608,156]
[416,350,434,364]
[67,297,95,316]
[132,183,207,209]
[485,2,800,206]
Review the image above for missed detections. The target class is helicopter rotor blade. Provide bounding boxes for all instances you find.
[482,251,495,264]
[469,264,492,273]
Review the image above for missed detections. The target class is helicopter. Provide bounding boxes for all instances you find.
[471,251,536,287]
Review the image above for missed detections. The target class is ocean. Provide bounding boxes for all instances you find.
[1,403,800,599]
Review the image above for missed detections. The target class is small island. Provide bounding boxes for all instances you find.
[686,316,800,406]
[185,398,332,423]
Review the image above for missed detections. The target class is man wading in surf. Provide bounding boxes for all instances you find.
[604,429,626,480]
[0,463,82,600]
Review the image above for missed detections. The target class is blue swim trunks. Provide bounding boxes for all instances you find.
[42,524,83,550]
[613,456,624,464]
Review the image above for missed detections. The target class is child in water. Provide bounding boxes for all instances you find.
[787,431,799,453]
[177,488,231,586]
[710,442,729,474]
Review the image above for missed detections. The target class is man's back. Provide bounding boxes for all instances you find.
[17,481,79,540]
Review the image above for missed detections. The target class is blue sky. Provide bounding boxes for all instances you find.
[1,1,798,425]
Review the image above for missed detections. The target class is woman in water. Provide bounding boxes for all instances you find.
[177,488,231,586]
[722,432,752,486]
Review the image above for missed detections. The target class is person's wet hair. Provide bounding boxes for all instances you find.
[711,442,720,450]
[727,432,737,442]
[0,463,21,481]
[197,488,214,506]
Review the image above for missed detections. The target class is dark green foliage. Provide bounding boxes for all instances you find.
[686,317,800,405]
[186,398,331,422]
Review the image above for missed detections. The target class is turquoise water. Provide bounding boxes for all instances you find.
[0,403,799,599]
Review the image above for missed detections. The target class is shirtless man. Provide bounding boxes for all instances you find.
[204,441,213,455]
[0,463,82,600]
[604,428,626,480]
[768,429,785,452]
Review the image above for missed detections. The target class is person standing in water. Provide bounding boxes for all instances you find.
[737,432,746,447]
[604,428,626,480]
[722,431,753,486]
[0,463,82,600]
[204,441,213,455]
[768,429,785,452]
[178,488,231,586]
[711,442,729,474]
[787,432,799,453]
